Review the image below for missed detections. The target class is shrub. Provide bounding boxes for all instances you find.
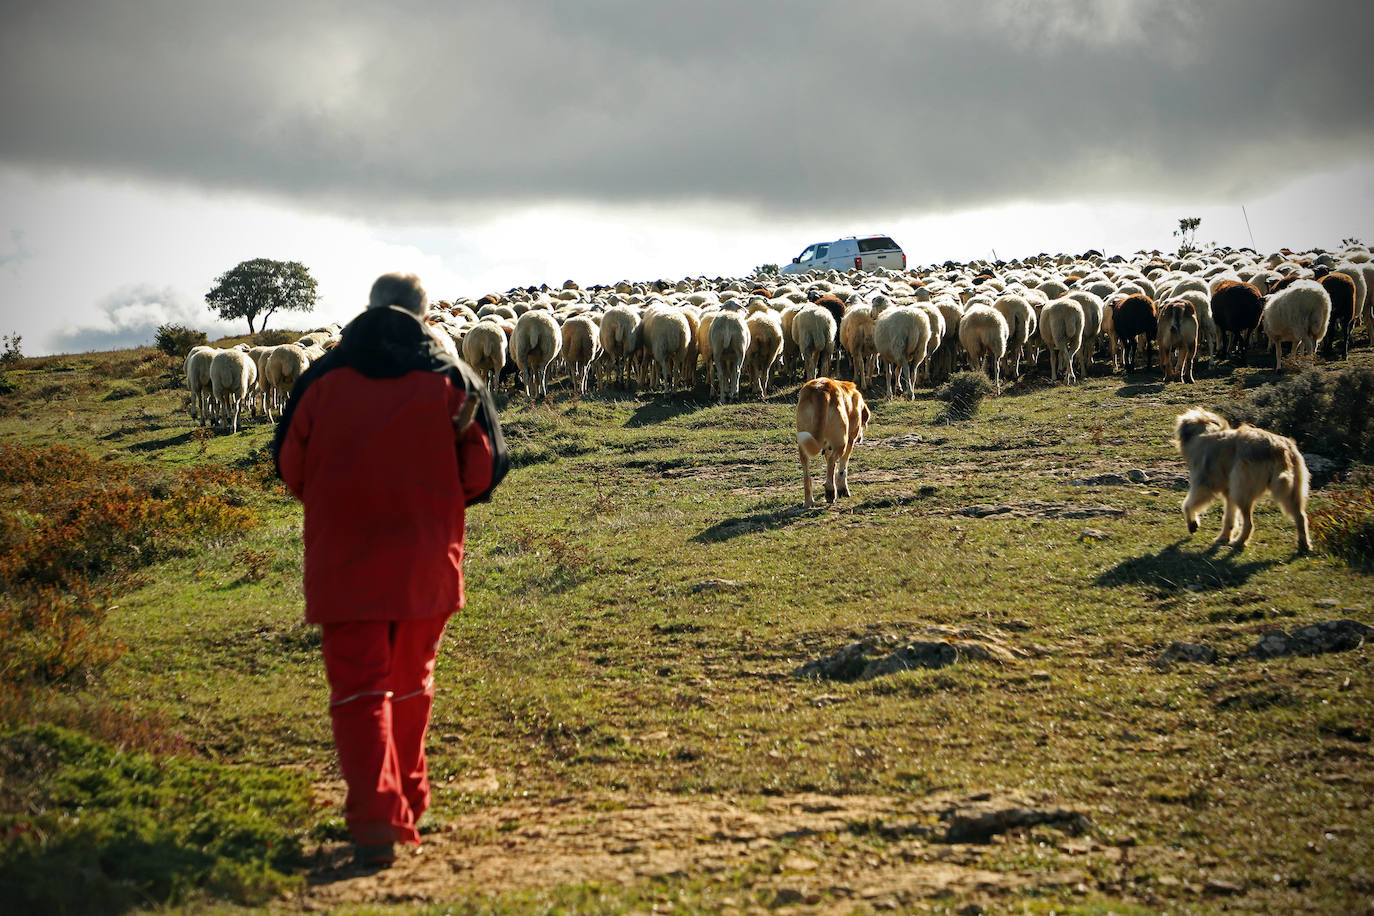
[1311,474,1374,572]
[254,329,296,346]
[0,724,312,911]
[154,324,208,359]
[0,445,259,686]
[936,371,995,421]
[101,380,143,401]
[1222,368,1374,465]
[0,333,22,366]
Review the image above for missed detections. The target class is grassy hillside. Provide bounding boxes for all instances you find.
[1,338,1371,914]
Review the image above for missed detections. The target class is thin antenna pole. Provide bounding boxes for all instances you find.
[991,248,999,262]
[1242,205,1256,250]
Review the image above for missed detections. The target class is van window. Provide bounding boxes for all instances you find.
[857,237,899,253]
[798,245,817,262]
[815,244,830,259]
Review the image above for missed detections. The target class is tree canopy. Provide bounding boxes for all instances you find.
[205,258,318,334]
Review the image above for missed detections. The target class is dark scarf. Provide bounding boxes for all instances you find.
[270,307,508,503]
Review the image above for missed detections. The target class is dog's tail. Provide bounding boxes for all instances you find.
[797,431,824,458]
[1269,438,1310,520]
[1174,407,1228,451]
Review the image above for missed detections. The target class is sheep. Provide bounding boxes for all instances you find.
[1210,280,1266,361]
[209,348,257,434]
[793,305,838,381]
[247,345,277,418]
[1062,289,1105,377]
[512,309,562,400]
[1157,298,1199,383]
[1039,298,1084,384]
[560,314,601,396]
[184,345,218,425]
[264,344,310,421]
[992,294,1036,378]
[1358,262,1374,332]
[708,310,751,403]
[461,321,508,391]
[873,306,930,399]
[744,310,785,398]
[1111,293,1158,373]
[1317,270,1357,359]
[641,306,692,392]
[1260,279,1330,370]
[957,304,1009,392]
[838,305,878,390]
[598,305,640,389]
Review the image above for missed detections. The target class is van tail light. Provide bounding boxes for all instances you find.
[902,253,907,269]
[854,256,863,270]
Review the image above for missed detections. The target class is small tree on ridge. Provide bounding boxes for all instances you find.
[206,258,318,334]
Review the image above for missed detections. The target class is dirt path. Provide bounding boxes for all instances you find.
[290,784,1126,912]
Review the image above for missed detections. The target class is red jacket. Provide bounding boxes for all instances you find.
[275,308,506,624]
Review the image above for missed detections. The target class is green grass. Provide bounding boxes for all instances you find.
[1,339,1372,913]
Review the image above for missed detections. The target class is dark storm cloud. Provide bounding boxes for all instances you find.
[3,0,1371,219]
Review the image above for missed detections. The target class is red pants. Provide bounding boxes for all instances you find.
[320,615,448,846]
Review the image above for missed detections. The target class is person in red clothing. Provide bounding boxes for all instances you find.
[273,273,507,867]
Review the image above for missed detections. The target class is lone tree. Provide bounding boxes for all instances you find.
[1173,217,1203,256]
[206,258,318,334]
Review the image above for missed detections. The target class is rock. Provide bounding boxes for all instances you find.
[691,578,740,593]
[941,799,1092,843]
[1314,598,1341,608]
[1079,527,1111,541]
[1204,878,1246,895]
[1155,642,1218,668]
[1303,453,1338,476]
[1248,619,1372,659]
[794,627,1035,681]
[1069,473,1130,486]
[771,887,805,907]
[1127,469,1148,483]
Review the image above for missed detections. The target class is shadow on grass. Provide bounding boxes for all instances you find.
[692,504,813,543]
[626,394,708,427]
[1115,377,1166,397]
[123,430,197,451]
[1094,539,1278,591]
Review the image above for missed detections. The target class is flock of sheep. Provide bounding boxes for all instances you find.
[183,329,335,434]
[182,243,1374,431]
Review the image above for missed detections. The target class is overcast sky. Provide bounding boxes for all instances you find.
[2,0,1372,355]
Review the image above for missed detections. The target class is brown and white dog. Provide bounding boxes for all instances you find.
[1174,408,1310,553]
[797,377,870,507]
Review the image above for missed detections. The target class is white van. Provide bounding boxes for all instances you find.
[780,235,906,275]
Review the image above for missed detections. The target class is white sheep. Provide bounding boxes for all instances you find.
[512,309,562,400]
[598,305,640,389]
[209,348,257,434]
[744,310,784,398]
[184,345,218,426]
[264,344,310,421]
[559,315,600,397]
[641,306,691,392]
[873,306,931,399]
[992,294,1036,378]
[707,310,751,403]
[838,305,878,390]
[1039,298,1084,384]
[1062,290,1105,378]
[958,304,1010,393]
[793,304,837,381]
[461,321,508,391]
[1261,279,1331,370]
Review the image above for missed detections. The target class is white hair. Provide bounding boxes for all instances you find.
[368,273,428,316]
